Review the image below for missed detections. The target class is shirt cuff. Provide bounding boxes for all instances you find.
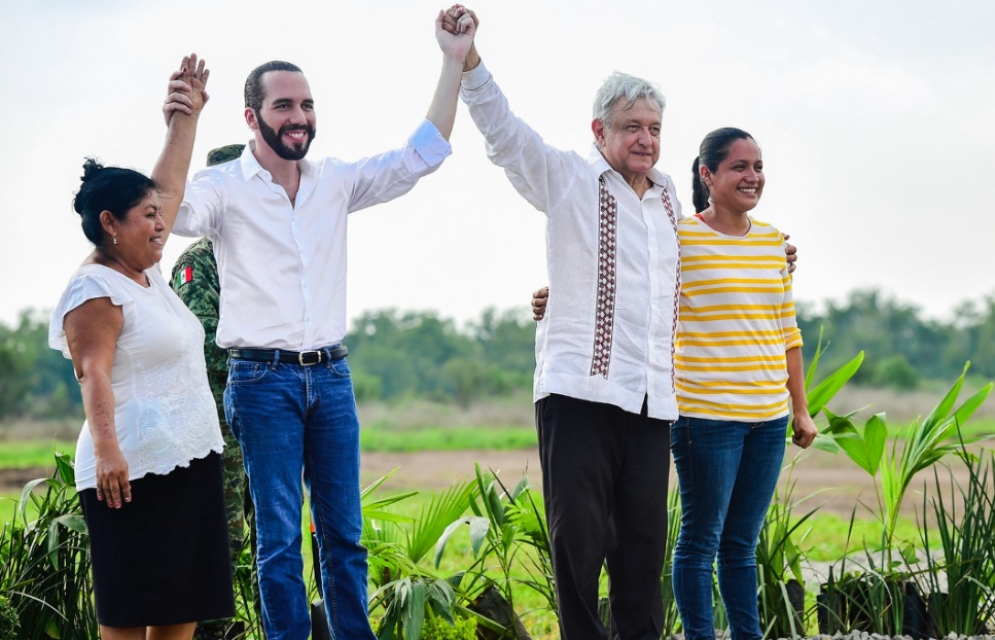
[409,119,452,167]
[461,61,491,92]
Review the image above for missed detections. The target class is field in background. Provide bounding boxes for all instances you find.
[3,384,992,546]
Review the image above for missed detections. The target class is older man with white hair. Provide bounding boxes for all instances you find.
[447,9,681,640]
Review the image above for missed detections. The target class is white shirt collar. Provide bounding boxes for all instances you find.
[241,140,315,182]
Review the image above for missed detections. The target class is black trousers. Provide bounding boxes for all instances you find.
[536,394,672,640]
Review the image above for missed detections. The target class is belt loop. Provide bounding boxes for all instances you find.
[271,349,281,369]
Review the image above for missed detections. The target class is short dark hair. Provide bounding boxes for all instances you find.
[73,159,156,246]
[244,61,303,113]
[691,127,755,213]
[206,144,245,167]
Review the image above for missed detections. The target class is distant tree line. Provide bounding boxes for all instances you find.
[2,288,993,420]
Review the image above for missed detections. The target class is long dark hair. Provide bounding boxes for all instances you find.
[691,127,754,213]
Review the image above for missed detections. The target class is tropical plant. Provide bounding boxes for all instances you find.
[365,474,477,640]
[435,465,553,637]
[0,452,98,639]
[919,450,995,636]
[814,511,908,637]
[230,542,263,639]
[507,486,556,616]
[756,461,822,639]
[822,363,993,553]
[659,488,682,637]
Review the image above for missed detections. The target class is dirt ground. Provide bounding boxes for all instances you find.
[3,446,977,519]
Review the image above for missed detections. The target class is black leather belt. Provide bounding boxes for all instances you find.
[228,345,348,366]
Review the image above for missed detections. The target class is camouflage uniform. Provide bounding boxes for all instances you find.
[171,144,256,640]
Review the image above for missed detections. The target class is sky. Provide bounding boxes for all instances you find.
[2,0,993,330]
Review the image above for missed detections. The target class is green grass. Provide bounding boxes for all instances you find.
[0,493,19,525]
[0,439,76,469]
[800,512,930,562]
[360,425,536,452]
[0,427,538,471]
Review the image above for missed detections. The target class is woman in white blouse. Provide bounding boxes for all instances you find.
[48,57,232,640]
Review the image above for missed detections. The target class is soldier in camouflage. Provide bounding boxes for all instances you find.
[171,144,256,640]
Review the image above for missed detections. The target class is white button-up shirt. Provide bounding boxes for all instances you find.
[172,120,452,350]
[461,64,682,420]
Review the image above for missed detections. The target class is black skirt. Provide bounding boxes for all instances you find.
[80,451,235,628]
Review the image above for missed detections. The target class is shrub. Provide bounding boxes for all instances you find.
[0,595,19,640]
[873,355,920,390]
[0,453,98,639]
[421,611,477,640]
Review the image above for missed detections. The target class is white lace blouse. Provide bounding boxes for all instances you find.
[49,264,223,491]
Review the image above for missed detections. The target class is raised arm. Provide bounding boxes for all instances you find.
[428,7,476,140]
[153,54,210,240]
[444,6,583,213]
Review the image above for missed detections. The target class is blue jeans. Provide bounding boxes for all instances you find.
[671,415,788,640]
[225,353,375,640]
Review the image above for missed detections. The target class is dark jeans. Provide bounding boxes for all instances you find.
[536,394,672,640]
[671,415,788,640]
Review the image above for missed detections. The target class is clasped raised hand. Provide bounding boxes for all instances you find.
[162,53,211,126]
[436,5,476,62]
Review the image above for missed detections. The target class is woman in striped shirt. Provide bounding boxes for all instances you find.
[671,127,818,640]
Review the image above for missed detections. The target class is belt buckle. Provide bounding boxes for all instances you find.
[298,350,322,366]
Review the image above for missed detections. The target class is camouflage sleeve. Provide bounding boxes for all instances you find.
[170,239,228,383]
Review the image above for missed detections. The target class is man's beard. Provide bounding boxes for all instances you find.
[257,112,316,161]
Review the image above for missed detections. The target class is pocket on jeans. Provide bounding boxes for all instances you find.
[227,360,270,386]
[328,357,352,379]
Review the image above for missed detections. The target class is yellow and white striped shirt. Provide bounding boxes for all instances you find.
[675,216,803,421]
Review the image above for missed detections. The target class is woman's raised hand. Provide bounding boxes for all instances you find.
[162,53,211,125]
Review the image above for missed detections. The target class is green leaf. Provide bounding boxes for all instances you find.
[364,509,416,525]
[54,514,87,535]
[377,606,400,640]
[402,580,427,640]
[509,475,530,501]
[807,351,864,417]
[822,412,859,436]
[899,543,918,564]
[834,433,875,475]
[361,467,402,499]
[949,383,993,431]
[863,414,888,476]
[435,517,469,567]
[18,477,52,520]
[54,453,75,487]
[921,363,968,430]
[811,434,841,454]
[47,520,62,569]
[468,517,490,558]
[426,579,456,625]
[804,326,827,392]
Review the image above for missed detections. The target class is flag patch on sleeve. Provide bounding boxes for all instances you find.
[175,266,194,288]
